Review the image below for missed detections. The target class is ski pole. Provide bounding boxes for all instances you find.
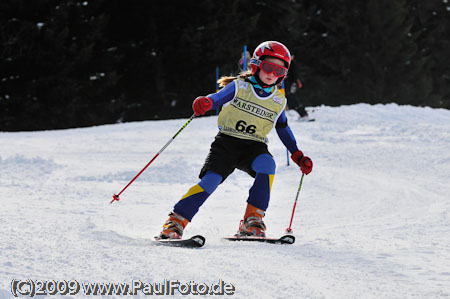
[285,173,305,233]
[111,114,196,204]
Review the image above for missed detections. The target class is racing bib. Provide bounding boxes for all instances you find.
[217,79,286,143]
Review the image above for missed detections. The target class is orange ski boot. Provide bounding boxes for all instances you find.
[158,212,189,239]
[237,203,266,237]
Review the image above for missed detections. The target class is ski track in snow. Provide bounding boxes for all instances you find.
[1,103,450,298]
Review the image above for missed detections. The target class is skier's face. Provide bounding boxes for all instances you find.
[258,57,285,85]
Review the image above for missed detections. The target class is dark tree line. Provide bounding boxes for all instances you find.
[1,0,449,131]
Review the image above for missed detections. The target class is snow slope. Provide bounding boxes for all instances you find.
[1,104,450,298]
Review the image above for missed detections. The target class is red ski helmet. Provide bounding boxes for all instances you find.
[250,41,291,84]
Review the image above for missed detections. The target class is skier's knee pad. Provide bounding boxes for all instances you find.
[198,171,222,194]
[251,154,276,174]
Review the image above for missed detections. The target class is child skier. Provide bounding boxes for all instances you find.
[158,41,313,239]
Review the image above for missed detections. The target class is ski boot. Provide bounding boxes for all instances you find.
[236,203,266,237]
[157,212,188,239]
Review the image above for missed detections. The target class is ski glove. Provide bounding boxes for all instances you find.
[291,150,313,175]
[192,96,213,116]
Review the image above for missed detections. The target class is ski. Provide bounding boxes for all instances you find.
[297,117,315,122]
[154,235,205,248]
[222,234,295,245]
[153,234,294,247]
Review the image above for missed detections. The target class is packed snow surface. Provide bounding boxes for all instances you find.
[1,104,450,298]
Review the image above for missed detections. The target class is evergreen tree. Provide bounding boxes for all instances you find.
[1,0,448,131]
[302,0,431,106]
[0,0,123,130]
[410,0,450,108]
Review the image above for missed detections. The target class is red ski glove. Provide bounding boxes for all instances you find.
[192,96,213,116]
[291,150,313,175]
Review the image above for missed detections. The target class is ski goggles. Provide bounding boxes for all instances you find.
[259,60,287,77]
